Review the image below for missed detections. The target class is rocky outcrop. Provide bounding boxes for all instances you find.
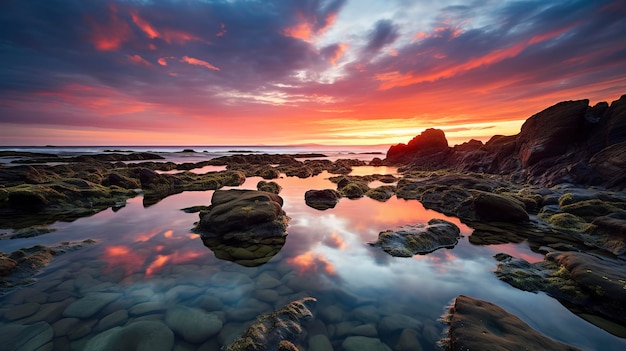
[385,95,626,189]
[386,128,449,165]
[369,219,461,257]
[441,295,580,351]
[225,297,317,351]
[194,190,289,242]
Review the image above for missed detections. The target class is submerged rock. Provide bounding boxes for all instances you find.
[195,189,290,242]
[369,219,461,257]
[305,189,342,210]
[202,235,286,267]
[225,297,317,351]
[441,295,580,351]
[84,321,174,351]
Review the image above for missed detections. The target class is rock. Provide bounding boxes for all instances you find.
[365,186,395,202]
[202,235,286,267]
[84,321,174,351]
[585,212,626,256]
[0,321,53,351]
[195,189,290,242]
[4,302,40,320]
[165,305,223,343]
[308,334,334,351]
[377,314,423,337]
[472,191,529,222]
[369,219,461,257]
[304,189,342,210]
[589,141,626,188]
[395,328,423,351]
[441,295,580,351]
[386,128,449,164]
[96,310,129,331]
[63,292,122,318]
[225,297,317,351]
[257,180,282,194]
[494,251,626,327]
[517,99,589,167]
[340,182,369,199]
[342,336,392,351]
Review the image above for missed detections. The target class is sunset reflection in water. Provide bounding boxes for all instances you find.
[1,166,621,350]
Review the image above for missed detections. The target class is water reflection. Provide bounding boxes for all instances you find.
[0,171,624,350]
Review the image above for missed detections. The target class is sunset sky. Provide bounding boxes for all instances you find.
[1,0,625,146]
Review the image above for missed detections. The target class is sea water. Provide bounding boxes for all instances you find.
[0,150,624,350]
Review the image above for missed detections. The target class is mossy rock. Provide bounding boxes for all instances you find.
[7,190,50,212]
[545,213,591,232]
[365,186,395,202]
[340,182,368,199]
[257,181,282,194]
[560,199,624,221]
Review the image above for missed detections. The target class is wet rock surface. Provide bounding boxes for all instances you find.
[441,295,581,351]
[305,189,342,210]
[369,219,461,257]
[225,297,317,351]
[194,189,290,242]
[495,250,626,330]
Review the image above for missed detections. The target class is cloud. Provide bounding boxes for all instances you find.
[180,56,220,71]
[363,19,399,54]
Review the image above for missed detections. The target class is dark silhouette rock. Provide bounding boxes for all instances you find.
[304,189,341,210]
[386,128,449,164]
[472,191,529,222]
[517,99,589,167]
[441,295,581,351]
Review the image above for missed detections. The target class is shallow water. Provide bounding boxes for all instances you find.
[1,168,625,350]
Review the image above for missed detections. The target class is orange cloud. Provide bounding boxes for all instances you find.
[131,11,160,39]
[329,43,348,65]
[180,56,220,71]
[127,54,152,66]
[131,11,208,45]
[87,4,132,51]
[287,252,336,275]
[216,23,227,37]
[158,57,168,66]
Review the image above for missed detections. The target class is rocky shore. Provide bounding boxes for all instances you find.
[1,94,625,349]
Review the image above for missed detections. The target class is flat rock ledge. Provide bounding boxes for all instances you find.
[194,189,289,242]
[369,219,461,257]
[441,295,581,351]
[225,297,317,351]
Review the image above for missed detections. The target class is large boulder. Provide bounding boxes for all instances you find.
[441,295,580,351]
[225,297,317,351]
[195,189,289,242]
[369,219,461,257]
[589,141,626,188]
[516,99,589,167]
[471,191,529,222]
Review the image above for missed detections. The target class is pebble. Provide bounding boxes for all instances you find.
[395,328,424,351]
[256,271,282,289]
[52,317,80,337]
[350,323,378,337]
[165,305,223,343]
[342,336,392,351]
[0,321,54,351]
[63,292,122,318]
[4,302,40,321]
[84,321,174,351]
[129,301,166,316]
[96,310,129,332]
[377,314,423,337]
[308,334,334,351]
[319,304,345,323]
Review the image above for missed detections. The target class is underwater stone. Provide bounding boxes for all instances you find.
[62,292,121,318]
[369,219,461,257]
[165,305,223,343]
[84,321,174,351]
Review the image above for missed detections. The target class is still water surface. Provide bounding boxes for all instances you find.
[0,168,624,350]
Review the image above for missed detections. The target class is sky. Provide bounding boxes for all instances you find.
[1,0,625,146]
